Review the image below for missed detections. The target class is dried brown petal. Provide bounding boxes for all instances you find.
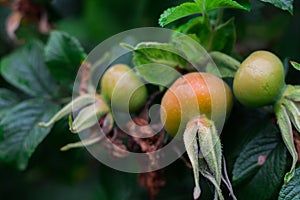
[6,11,23,41]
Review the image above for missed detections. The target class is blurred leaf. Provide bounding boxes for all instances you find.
[290,61,300,71]
[259,0,293,14]
[207,51,240,78]
[174,17,236,54]
[233,122,287,200]
[194,0,249,11]
[279,167,300,200]
[159,2,200,27]
[97,164,139,200]
[0,99,59,170]
[1,41,57,98]
[45,31,87,83]
[136,63,181,86]
[132,42,188,69]
[210,18,236,54]
[172,34,209,65]
[174,17,211,50]
[0,88,19,119]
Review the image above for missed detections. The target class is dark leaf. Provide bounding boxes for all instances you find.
[0,88,19,119]
[194,0,249,11]
[0,99,59,170]
[210,18,236,54]
[259,0,293,14]
[279,167,300,200]
[233,122,287,200]
[45,31,86,83]
[1,40,57,98]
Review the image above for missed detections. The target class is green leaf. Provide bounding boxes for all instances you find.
[174,16,211,50]
[207,51,240,78]
[132,42,188,69]
[259,0,293,14]
[290,61,300,71]
[0,41,57,98]
[279,167,300,200]
[275,104,298,183]
[158,2,201,27]
[135,63,181,87]
[174,17,236,54]
[45,31,86,83]
[195,0,248,11]
[172,34,209,65]
[232,123,287,200]
[0,89,19,119]
[209,18,236,54]
[0,99,59,170]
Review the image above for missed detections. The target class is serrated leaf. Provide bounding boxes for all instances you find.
[232,123,286,200]
[132,42,188,69]
[158,2,201,27]
[279,167,300,200]
[0,99,59,170]
[0,41,57,98]
[290,61,300,71]
[45,31,86,83]
[259,0,293,14]
[195,0,248,11]
[232,123,282,184]
[0,88,19,119]
[135,63,181,87]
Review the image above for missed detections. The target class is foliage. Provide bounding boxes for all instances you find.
[0,0,300,199]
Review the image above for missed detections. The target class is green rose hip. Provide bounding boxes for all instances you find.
[233,50,285,108]
[101,64,148,113]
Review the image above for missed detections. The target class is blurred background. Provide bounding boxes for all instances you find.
[0,0,299,199]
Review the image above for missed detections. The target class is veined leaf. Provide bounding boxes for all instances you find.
[45,31,87,83]
[0,99,59,170]
[279,167,300,200]
[159,2,201,27]
[207,51,240,78]
[233,123,286,200]
[132,42,188,69]
[135,63,181,87]
[194,0,249,11]
[209,18,236,54]
[259,0,293,14]
[0,88,19,119]
[1,41,57,98]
